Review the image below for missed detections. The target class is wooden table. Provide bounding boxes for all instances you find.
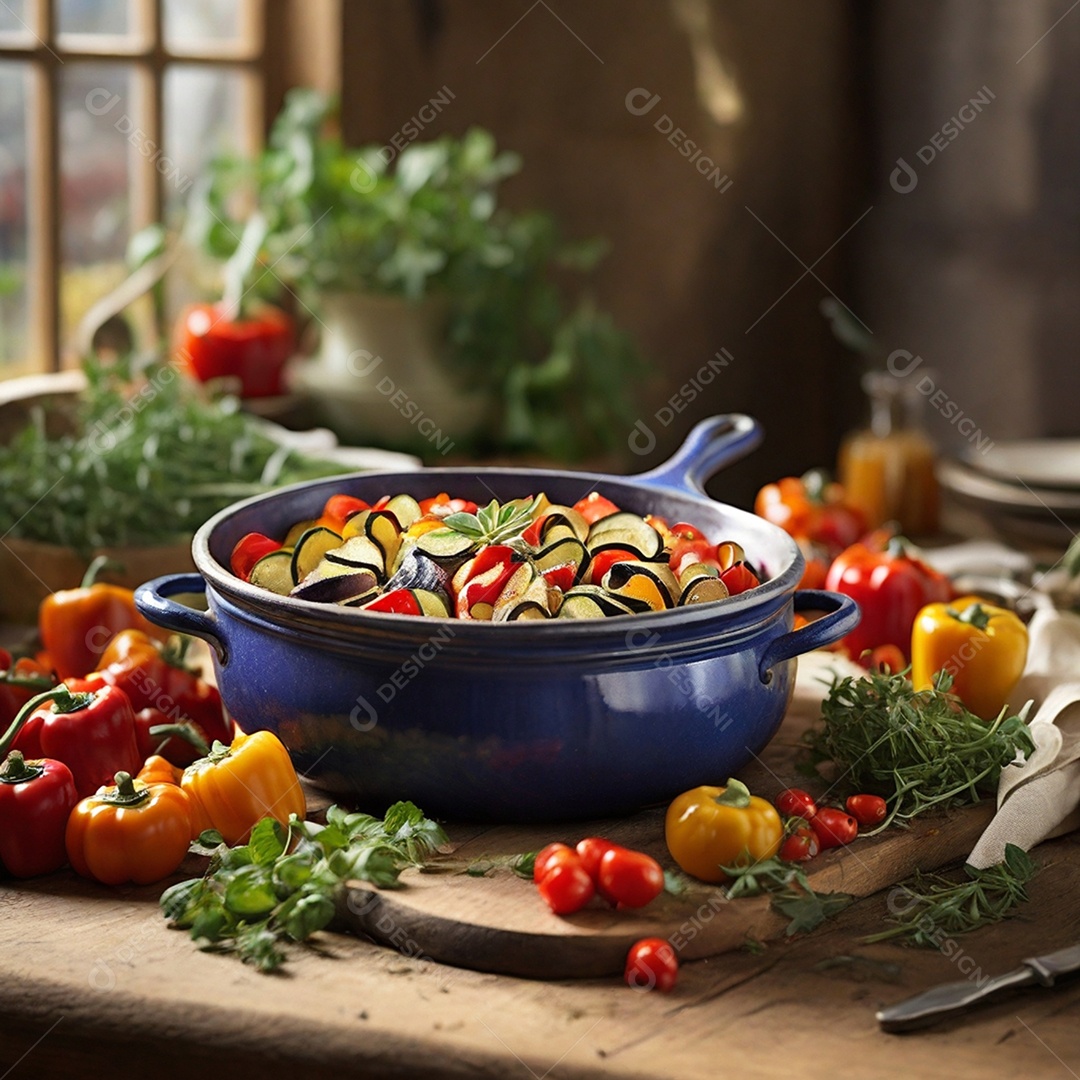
[2,657,1079,1079]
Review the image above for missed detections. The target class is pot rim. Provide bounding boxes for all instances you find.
[190,461,806,648]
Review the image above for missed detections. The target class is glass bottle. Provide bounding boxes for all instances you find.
[838,371,939,536]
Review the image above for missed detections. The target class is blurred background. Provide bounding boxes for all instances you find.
[1,0,1077,506]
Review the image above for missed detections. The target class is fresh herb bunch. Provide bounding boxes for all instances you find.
[161,802,447,972]
[189,89,647,461]
[807,669,1035,831]
[864,843,1037,945]
[0,354,343,553]
[721,856,854,936]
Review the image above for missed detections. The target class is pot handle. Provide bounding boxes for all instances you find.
[633,414,763,497]
[135,574,227,664]
[758,590,860,685]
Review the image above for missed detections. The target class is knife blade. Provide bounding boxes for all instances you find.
[877,942,1080,1033]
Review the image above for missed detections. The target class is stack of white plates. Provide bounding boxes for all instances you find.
[939,440,1080,547]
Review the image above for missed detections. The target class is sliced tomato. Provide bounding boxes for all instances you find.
[322,494,369,530]
[230,532,281,582]
[719,562,760,596]
[669,538,719,577]
[541,564,576,593]
[573,493,621,524]
[585,549,639,586]
[419,493,479,517]
[363,589,423,616]
[669,522,706,542]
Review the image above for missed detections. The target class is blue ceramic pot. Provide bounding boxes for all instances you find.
[136,415,858,821]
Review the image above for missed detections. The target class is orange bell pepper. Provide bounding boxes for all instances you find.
[66,770,193,885]
[181,730,306,845]
[38,557,166,679]
[137,754,183,787]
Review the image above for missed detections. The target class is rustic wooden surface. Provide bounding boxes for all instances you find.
[1,651,1078,1078]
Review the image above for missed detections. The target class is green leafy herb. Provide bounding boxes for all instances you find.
[0,354,345,553]
[807,669,1035,833]
[160,801,447,972]
[864,844,1037,946]
[441,496,541,549]
[721,856,853,937]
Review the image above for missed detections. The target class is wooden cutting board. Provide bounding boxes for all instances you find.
[338,653,997,979]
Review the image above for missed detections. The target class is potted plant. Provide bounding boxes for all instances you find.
[185,90,647,462]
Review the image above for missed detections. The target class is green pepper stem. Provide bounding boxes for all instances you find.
[97,770,150,807]
[81,555,124,589]
[0,686,90,759]
[0,750,44,785]
[714,777,753,809]
[149,722,209,757]
[950,602,992,631]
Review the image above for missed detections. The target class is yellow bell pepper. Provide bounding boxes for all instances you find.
[181,730,306,845]
[911,595,1029,721]
[664,779,783,883]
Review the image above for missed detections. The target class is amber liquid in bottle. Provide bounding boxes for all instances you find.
[839,372,939,536]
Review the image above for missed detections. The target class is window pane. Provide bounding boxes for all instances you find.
[59,64,134,355]
[163,64,249,220]
[164,0,251,50]
[56,0,130,36]
[0,63,30,374]
[0,1,29,36]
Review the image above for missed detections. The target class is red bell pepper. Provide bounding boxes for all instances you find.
[174,301,296,398]
[825,536,952,664]
[455,545,519,619]
[586,548,639,586]
[0,684,141,798]
[719,562,760,596]
[94,630,231,754]
[0,750,79,877]
[0,649,56,740]
[364,589,423,616]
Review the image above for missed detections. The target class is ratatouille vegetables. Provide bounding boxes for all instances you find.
[232,490,764,620]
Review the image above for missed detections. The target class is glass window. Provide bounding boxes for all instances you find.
[0,62,29,374]
[56,0,131,37]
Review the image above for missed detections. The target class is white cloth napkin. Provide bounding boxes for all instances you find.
[968,607,1080,868]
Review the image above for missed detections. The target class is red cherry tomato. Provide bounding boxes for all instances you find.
[533,842,576,883]
[575,837,616,880]
[597,847,664,909]
[625,938,678,993]
[774,788,818,821]
[779,827,820,862]
[537,861,595,915]
[229,532,281,582]
[669,538,719,577]
[669,522,706,542]
[573,493,621,524]
[868,644,907,675]
[810,808,859,850]
[846,794,888,828]
[419,493,479,517]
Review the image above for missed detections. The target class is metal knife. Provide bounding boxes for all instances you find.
[877,943,1080,1033]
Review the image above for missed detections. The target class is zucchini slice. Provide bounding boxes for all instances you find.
[411,588,451,618]
[603,561,679,608]
[364,510,403,569]
[249,550,296,595]
[290,527,344,585]
[284,517,321,548]
[383,494,422,530]
[324,534,386,579]
[532,537,589,582]
[679,577,730,606]
[416,528,476,561]
[538,505,590,544]
[291,566,378,604]
[587,513,663,559]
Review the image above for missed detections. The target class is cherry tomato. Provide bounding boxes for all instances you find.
[774,788,817,821]
[625,938,678,993]
[810,808,859,850]
[779,827,820,862]
[846,794,888,827]
[533,842,576,883]
[669,522,706,542]
[229,532,281,582]
[868,644,907,675]
[597,847,664,909]
[537,861,595,915]
[573,493,621,524]
[575,837,616,880]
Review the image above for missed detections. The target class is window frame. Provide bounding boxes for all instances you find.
[0,0,279,372]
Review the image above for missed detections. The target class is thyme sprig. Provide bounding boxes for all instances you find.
[807,669,1035,833]
[864,843,1037,945]
[721,856,854,936]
